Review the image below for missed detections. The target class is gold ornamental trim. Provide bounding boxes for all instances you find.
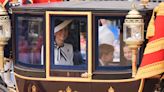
[45,11,92,80]
[28,84,37,92]
[58,86,78,92]
[108,86,114,92]
[15,72,142,83]
[136,60,164,79]
[32,85,37,92]
[144,37,164,54]
[138,79,145,92]
[45,11,50,78]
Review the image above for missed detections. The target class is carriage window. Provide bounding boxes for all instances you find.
[47,12,90,77]
[50,15,88,68]
[52,17,86,65]
[50,16,87,67]
[97,18,132,67]
[17,16,44,66]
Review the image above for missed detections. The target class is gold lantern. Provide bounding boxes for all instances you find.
[0,4,11,74]
[123,4,144,77]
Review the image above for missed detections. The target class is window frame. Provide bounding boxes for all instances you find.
[92,13,135,79]
[45,11,92,79]
[14,13,45,69]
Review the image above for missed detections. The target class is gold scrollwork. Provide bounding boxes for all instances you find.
[81,72,88,78]
[58,86,78,92]
[108,86,115,92]
[32,85,37,92]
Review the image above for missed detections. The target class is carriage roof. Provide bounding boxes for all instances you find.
[12,1,159,12]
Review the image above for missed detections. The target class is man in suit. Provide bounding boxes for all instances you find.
[41,20,73,65]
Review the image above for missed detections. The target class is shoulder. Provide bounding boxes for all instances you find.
[63,43,73,52]
[64,43,73,48]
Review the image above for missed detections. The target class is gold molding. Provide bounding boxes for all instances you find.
[14,74,20,92]
[0,46,4,71]
[45,11,92,80]
[138,79,145,92]
[87,11,92,80]
[14,72,142,83]
[45,11,50,79]
[58,86,78,92]
[108,86,115,92]
[28,84,37,92]
[32,85,37,92]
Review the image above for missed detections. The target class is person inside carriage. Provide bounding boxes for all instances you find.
[41,20,74,65]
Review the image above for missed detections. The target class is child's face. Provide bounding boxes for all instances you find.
[123,46,132,61]
[102,52,114,65]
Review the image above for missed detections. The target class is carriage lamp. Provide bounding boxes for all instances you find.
[123,4,144,77]
[0,4,11,73]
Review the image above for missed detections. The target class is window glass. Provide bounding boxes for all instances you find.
[49,15,88,77]
[50,16,87,68]
[98,18,132,67]
[17,16,44,65]
[80,31,87,62]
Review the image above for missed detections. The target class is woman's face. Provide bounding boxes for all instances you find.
[123,46,132,61]
[55,28,68,47]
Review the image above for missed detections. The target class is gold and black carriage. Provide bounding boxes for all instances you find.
[11,1,159,92]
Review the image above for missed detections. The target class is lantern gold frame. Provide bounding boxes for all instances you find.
[123,4,144,77]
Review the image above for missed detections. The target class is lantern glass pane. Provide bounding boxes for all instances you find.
[17,16,44,65]
[124,25,142,42]
[131,25,142,40]
[123,24,131,41]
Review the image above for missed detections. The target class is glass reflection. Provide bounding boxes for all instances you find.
[18,17,43,65]
[80,32,86,61]
[99,44,115,66]
[98,18,121,66]
[53,18,87,66]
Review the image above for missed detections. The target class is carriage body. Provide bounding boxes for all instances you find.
[11,1,159,92]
